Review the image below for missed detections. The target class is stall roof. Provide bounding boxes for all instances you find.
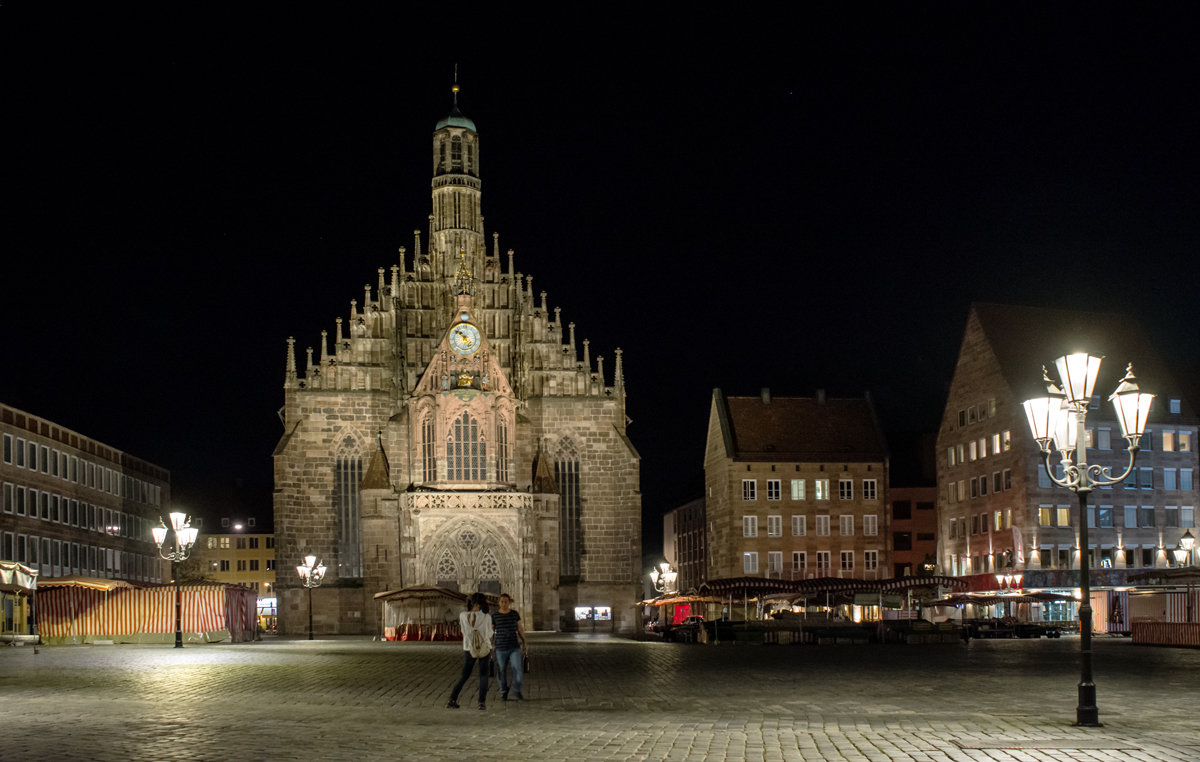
[36,576,135,591]
[0,561,38,593]
[374,585,467,602]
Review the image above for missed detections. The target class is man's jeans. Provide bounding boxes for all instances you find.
[495,647,523,696]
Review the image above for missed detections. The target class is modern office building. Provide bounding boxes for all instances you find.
[1,403,170,584]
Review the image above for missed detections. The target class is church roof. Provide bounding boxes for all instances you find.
[969,302,1194,419]
[716,390,888,462]
[435,104,476,131]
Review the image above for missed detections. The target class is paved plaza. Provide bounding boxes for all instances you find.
[2,632,1199,761]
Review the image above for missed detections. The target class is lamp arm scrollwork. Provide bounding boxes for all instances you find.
[1083,445,1140,488]
[1039,449,1081,491]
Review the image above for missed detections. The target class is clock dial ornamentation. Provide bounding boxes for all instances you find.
[449,323,481,355]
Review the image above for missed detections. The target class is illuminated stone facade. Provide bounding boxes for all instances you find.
[273,94,641,635]
[704,389,890,581]
[936,303,1199,578]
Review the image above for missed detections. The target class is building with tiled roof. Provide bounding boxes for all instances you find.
[704,389,889,581]
[937,302,1198,579]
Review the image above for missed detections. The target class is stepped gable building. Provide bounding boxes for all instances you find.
[704,389,890,581]
[273,89,641,636]
[936,302,1198,578]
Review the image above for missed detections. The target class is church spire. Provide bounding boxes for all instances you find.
[431,73,482,282]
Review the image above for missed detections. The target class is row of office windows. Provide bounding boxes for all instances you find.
[947,430,1013,466]
[952,544,1185,574]
[947,469,1014,503]
[2,531,160,581]
[741,478,878,502]
[1,433,163,506]
[213,558,275,572]
[742,550,879,575]
[1036,467,1194,491]
[2,483,149,539]
[743,514,879,537]
[1036,504,1196,529]
[204,536,274,550]
[947,509,1014,539]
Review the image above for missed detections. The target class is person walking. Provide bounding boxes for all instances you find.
[447,592,493,710]
[492,592,527,701]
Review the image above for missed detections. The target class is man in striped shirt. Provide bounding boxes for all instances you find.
[492,592,526,701]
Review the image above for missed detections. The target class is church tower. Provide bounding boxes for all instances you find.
[273,83,641,637]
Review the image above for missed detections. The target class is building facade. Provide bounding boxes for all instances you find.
[936,303,1199,578]
[663,497,706,592]
[273,93,641,636]
[1,403,170,584]
[190,530,276,596]
[888,487,938,577]
[704,389,890,581]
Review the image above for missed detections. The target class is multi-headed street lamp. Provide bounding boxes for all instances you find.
[296,554,327,640]
[152,512,199,649]
[649,562,678,594]
[1023,353,1154,727]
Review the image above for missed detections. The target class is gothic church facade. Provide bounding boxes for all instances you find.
[273,93,642,635]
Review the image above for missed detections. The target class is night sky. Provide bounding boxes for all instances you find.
[6,6,1200,552]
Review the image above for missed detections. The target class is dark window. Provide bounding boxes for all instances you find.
[893,532,912,551]
[892,500,912,520]
[917,533,935,541]
[916,501,935,511]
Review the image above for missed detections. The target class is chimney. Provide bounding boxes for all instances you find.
[760,388,771,405]
[816,389,826,405]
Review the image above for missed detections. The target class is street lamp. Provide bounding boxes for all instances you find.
[649,562,678,594]
[296,554,327,640]
[152,512,199,649]
[1023,355,1153,727]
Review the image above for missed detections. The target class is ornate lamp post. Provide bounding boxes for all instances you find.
[1023,354,1154,727]
[296,554,327,640]
[649,562,678,594]
[1174,529,1196,623]
[152,512,199,649]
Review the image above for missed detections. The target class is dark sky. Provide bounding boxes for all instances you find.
[6,6,1200,551]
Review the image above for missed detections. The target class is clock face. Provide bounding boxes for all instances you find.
[449,323,481,355]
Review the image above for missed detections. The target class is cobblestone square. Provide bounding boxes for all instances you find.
[2,634,1198,761]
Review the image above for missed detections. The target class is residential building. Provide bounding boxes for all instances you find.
[704,388,889,581]
[936,303,1199,578]
[273,87,641,636]
[1,403,170,584]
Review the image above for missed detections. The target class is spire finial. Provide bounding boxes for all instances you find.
[452,64,460,104]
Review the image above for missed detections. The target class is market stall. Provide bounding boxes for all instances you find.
[375,586,467,641]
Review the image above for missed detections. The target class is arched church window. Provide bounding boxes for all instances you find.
[466,141,474,174]
[438,138,447,174]
[334,442,363,579]
[555,439,582,577]
[421,413,436,483]
[436,549,458,591]
[496,416,511,483]
[446,411,486,481]
[451,135,462,170]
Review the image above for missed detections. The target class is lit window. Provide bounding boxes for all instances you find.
[1180,431,1193,452]
[1039,506,1053,526]
[815,479,830,500]
[790,479,805,500]
[947,447,956,467]
[1163,430,1176,452]
[1002,431,1012,451]
[1056,507,1071,527]
[969,441,977,461]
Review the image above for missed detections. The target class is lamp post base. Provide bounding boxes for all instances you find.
[1075,682,1101,727]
